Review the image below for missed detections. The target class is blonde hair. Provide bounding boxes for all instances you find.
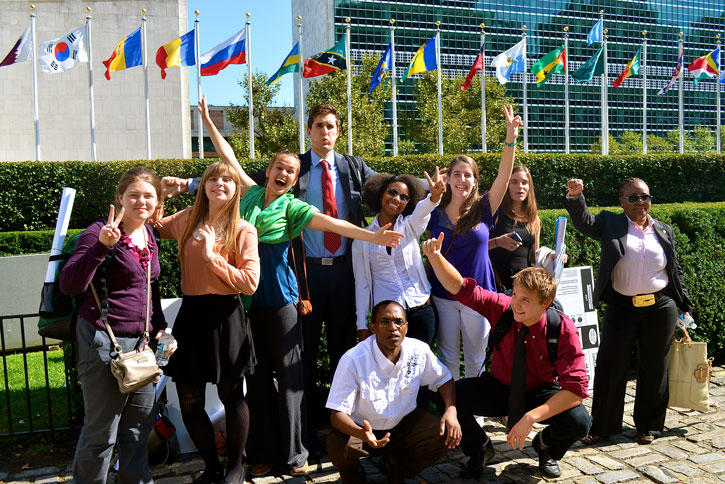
[512,267,557,305]
[179,161,242,261]
[500,165,540,235]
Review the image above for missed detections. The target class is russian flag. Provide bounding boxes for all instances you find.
[200,28,246,76]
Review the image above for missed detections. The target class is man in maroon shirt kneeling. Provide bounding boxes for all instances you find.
[423,233,591,479]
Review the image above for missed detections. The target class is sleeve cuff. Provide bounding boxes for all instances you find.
[188,177,199,195]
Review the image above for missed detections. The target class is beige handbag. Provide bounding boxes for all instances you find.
[668,327,713,413]
[91,244,162,394]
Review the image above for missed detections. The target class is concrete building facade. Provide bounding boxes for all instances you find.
[1,0,190,161]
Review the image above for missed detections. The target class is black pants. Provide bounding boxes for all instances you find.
[405,301,437,348]
[301,261,357,445]
[456,373,591,460]
[590,292,678,436]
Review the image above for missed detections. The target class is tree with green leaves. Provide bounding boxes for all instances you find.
[305,53,390,157]
[226,72,299,159]
[405,71,513,154]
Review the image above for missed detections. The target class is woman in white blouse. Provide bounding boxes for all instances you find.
[353,168,445,346]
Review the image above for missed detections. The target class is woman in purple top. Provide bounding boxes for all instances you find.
[60,167,167,484]
[427,105,522,379]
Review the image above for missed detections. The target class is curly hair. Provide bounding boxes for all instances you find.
[618,177,648,197]
[362,173,424,218]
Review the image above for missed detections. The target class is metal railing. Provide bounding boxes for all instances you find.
[0,313,80,436]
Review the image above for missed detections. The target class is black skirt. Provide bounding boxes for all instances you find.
[165,294,256,383]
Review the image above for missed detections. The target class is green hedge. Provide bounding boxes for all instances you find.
[4,202,724,360]
[2,153,724,231]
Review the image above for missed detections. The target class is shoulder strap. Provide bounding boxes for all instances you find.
[545,307,562,367]
[482,305,515,371]
[343,154,364,190]
[285,205,310,302]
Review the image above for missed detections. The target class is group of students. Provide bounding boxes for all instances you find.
[63,96,693,484]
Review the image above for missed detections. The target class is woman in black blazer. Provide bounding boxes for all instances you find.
[564,177,692,445]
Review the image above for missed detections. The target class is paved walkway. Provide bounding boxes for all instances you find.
[3,367,725,484]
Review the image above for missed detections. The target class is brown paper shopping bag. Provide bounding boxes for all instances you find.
[668,327,713,413]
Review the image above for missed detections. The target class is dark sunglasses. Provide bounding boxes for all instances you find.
[376,318,408,329]
[386,188,410,203]
[626,194,652,203]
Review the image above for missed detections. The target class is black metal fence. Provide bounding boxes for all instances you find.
[0,313,80,436]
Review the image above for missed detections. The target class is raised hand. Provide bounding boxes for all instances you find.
[567,178,584,197]
[373,223,405,248]
[99,204,124,248]
[424,166,446,204]
[421,232,445,259]
[198,224,217,262]
[161,177,188,200]
[503,104,523,144]
[360,420,390,449]
[494,232,522,252]
[197,94,211,122]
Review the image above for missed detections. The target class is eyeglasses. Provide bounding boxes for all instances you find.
[626,194,652,203]
[376,318,408,329]
[386,188,410,203]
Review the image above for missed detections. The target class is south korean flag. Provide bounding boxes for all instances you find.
[39,27,88,73]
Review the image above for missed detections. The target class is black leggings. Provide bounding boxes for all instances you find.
[177,379,249,483]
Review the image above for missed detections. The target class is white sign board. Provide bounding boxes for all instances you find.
[555,266,598,392]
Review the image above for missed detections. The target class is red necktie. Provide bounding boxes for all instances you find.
[320,160,342,254]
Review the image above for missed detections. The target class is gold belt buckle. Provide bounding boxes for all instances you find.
[321,257,334,266]
[632,294,655,307]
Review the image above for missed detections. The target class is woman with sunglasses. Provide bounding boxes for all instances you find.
[565,177,693,446]
[352,168,446,348]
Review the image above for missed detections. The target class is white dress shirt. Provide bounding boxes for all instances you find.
[326,336,452,430]
[611,215,669,296]
[351,194,438,329]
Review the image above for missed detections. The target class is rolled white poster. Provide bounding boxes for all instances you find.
[39,188,76,314]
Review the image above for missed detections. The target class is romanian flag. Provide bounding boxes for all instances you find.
[531,45,566,87]
[303,38,346,78]
[103,27,142,80]
[156,29,195,79]
[402,36,437,83]
[612,48,641,88]
[688,48,720,85]
[266,43,299,85]
[461,45,484,91]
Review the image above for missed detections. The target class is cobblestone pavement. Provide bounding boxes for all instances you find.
[3,367,725,484]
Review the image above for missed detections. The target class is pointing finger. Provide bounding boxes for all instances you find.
[436,232,445,251]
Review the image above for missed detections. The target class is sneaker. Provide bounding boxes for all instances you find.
[460,438,496,479]
[532,432,561,478]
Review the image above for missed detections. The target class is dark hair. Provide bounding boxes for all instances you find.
[500,165,540,235]
[618,177,648,197]
[116,166,161,201]
[362,173,424,218]
[267,151,301,178]
[439,155,487,236]
[307,104,340,130]
[371,300,405,324]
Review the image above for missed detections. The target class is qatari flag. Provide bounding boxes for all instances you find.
[1,25,32,67]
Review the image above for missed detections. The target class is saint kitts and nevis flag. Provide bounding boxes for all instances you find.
[612,48,641,87]
[688,48,720,85]
[402,36,437,83]
[531,45,566,87]
[266,43,299,85]
[156,29,195,79]
[304,37,346,78]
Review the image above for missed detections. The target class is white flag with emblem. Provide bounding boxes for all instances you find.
[39,27,88,73]
[491,39,526,84]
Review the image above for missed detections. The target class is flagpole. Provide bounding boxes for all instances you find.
[601,11,609,155]
[30,5,40,161]
[195,11,204,159]
[141,9,151,160]
[522,25,528,153]
[678,32,684,154]
[246,13,254,159]
[642,30,647,154]
[717,34,721,154]
[297,16,305,153]
[480,23,487,153]
[436,21,443,156]
[390,19,399,157]
[345,18,353,155]
[564,26,570,154]
[86,7,97,161]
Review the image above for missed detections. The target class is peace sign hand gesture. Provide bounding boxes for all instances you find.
[99,204,125,248]
[424,166,446,204]
[503,104,523,145]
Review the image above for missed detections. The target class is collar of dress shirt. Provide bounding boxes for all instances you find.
[311,150,336,169]
[371,213,402,231]
[624,213,655,232]
[371,334,406,372]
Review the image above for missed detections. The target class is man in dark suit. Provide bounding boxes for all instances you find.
[564,177,693,446]
[295,104,377,455]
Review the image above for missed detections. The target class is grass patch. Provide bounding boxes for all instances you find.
[0,348,75,434]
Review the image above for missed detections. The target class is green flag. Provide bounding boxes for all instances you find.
[571,44,605,83]
[531,45,566,87]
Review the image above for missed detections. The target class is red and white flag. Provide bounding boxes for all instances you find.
[0,25,32,68]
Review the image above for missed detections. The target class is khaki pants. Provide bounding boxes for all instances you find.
[327,409,448,484]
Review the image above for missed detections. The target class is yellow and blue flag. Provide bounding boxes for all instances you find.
[369,43,392,92]
[402,36,437,83]
[103,27,142,80]
[266,43,300,85]
[156,29,195,79]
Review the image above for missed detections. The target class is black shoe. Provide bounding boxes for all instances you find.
[532,432,561,478]
[460,439,496,479]
[192,467,224,484]
[378,454,404,484]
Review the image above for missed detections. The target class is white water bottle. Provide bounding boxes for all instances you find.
[155,328,173,367]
